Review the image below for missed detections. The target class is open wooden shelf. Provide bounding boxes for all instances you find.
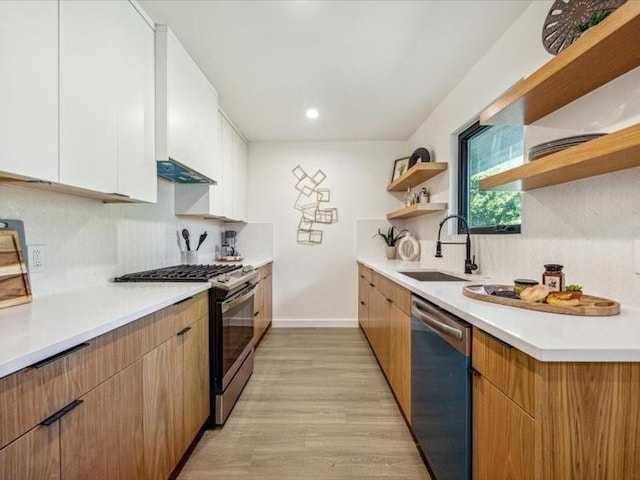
[479,123,640,191]
[387,162,448,192]
[480,2,640,125]
[386,203,448,220]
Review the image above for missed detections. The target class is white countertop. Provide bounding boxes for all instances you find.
[0,257,274,379]
[0,282,211,378]
[358,257,640,362]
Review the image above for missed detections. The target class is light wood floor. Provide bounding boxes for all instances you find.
[178,328,430,480]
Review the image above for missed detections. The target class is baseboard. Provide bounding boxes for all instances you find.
[272,318,358,328]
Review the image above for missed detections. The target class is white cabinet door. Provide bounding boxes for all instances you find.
[0,1,58,182]
[232,131,248,222]
[59,0,120,194]
[60,0,156,202]
[115,3,156,203]
[220,116,235,218]
[163,28,219,182]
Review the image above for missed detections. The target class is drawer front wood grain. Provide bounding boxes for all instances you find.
[358,275,369,307]
[536,362,640,480]
[358,263,371,283]
[391,284,411,316]
[472,328,537,416]
[473,375,534,480]
[0,424,60,480]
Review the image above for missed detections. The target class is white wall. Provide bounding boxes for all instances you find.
[404,0,640,307]
[247,141,406,324]
[0,180,225,297]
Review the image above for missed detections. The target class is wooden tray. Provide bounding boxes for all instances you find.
[463,285,620,316]
[0,230,32,309]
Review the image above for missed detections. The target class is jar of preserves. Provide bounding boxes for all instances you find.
[542,264,564,292]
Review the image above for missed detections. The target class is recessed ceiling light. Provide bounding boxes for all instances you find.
[306,108,319,119]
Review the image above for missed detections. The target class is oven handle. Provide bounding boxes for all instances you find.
[221,285,256,313]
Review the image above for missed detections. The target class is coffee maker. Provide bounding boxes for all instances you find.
[220,230,239,258]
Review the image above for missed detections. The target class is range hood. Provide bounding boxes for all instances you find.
[157,158,216,184]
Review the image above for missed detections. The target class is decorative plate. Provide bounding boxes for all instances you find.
[542,0,626,55]
[408,148,431,169]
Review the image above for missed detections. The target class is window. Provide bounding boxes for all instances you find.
[458,122,523,234]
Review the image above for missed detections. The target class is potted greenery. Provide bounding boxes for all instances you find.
[374,226,408,259]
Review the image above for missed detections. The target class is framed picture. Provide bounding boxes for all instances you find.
[391,157,410,183]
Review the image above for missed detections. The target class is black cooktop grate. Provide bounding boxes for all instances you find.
[114,264,243,282]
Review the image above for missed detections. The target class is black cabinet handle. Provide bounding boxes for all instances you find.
[31,343,90,369]
[386,298,392,303]
[369,283,374,287]
[176,326,192,336]
[360,301,365,306]
[469,367,482,377]
[254,311,260,317]
[41,399,83,426]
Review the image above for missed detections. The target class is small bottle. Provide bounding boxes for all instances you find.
[405,186,414,207]
[542,264,565,292]
[419,187,429,204]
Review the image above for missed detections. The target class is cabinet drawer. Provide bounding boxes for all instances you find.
[391,284,411,316]
[257,263,272,282]
[358,263,371,283]
[472,328,537,416]
[0,331,123,449]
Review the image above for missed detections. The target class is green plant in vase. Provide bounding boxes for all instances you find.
[374,226,408,260]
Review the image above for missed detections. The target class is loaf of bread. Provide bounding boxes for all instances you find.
[546,292,580,307]
[519,284,550,303]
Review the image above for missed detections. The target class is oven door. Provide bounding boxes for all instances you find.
[218,284,255,390]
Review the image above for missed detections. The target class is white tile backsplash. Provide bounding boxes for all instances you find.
[0,180,227,297]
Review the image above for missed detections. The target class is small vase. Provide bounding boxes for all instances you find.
[385,246,396,260]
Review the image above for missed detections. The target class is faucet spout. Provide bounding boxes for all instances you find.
[434,214,478,274]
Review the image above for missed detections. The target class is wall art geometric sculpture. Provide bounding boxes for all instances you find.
[292,165,338,245]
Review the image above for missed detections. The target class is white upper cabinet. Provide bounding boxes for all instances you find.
[174,112,248,222]
[232,128,248,222]
[156,26,219,182]
[59,0,156,202]
[0,1,58,182]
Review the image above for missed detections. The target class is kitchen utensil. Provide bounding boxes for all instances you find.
[196,232,208,251]
[0,220,29,271]
[176,230,185,252]
[0,229,32,309]
[182,228,191,251]
[464,285,620,316]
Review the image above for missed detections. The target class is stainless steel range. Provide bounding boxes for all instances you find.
[115,264,258,426]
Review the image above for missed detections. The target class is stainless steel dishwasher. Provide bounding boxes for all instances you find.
[411,295,471,480]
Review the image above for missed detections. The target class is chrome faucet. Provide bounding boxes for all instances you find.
[435,214,478,274]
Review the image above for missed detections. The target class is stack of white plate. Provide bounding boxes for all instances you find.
[527,134,605,161]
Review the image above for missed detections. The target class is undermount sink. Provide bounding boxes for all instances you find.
[399,271,468,282]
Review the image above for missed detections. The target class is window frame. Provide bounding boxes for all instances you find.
[457,121,521,235]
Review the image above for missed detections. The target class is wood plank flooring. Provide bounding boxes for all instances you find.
[178,328,430,479]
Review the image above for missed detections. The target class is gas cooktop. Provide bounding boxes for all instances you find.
[114,264,245,283]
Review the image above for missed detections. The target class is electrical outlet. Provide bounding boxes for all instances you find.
[29,245,45,272]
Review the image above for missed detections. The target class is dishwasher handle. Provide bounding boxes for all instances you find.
[412,307,463,341]
[412,296,471,355]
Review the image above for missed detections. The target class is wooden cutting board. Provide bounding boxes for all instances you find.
[463,285,620,316]
[0,230,32,309]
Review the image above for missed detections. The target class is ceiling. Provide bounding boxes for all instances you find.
[139,1,532,142]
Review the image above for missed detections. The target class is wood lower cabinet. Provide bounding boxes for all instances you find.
[143,336,183,480]
[473,375,534,480]
[0,425,60,480]
[0,293,209,480]
[472,326,640,479]
[182,317,209,452]
[357,263,411,420]
[253,264,273,347]
[389,304,411,419]
[60,360,144,480]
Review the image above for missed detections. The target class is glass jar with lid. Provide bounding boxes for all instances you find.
[542,264,564,292]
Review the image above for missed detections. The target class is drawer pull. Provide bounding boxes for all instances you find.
[469,367,482,377]
[360,301,365,306]
[369,283,374,287]
[175,296,194,306]
[386,298,392,303]
[41,399,83,426]
[31,342,90,369]
[254,311,260,317]
[176,326,192,336]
